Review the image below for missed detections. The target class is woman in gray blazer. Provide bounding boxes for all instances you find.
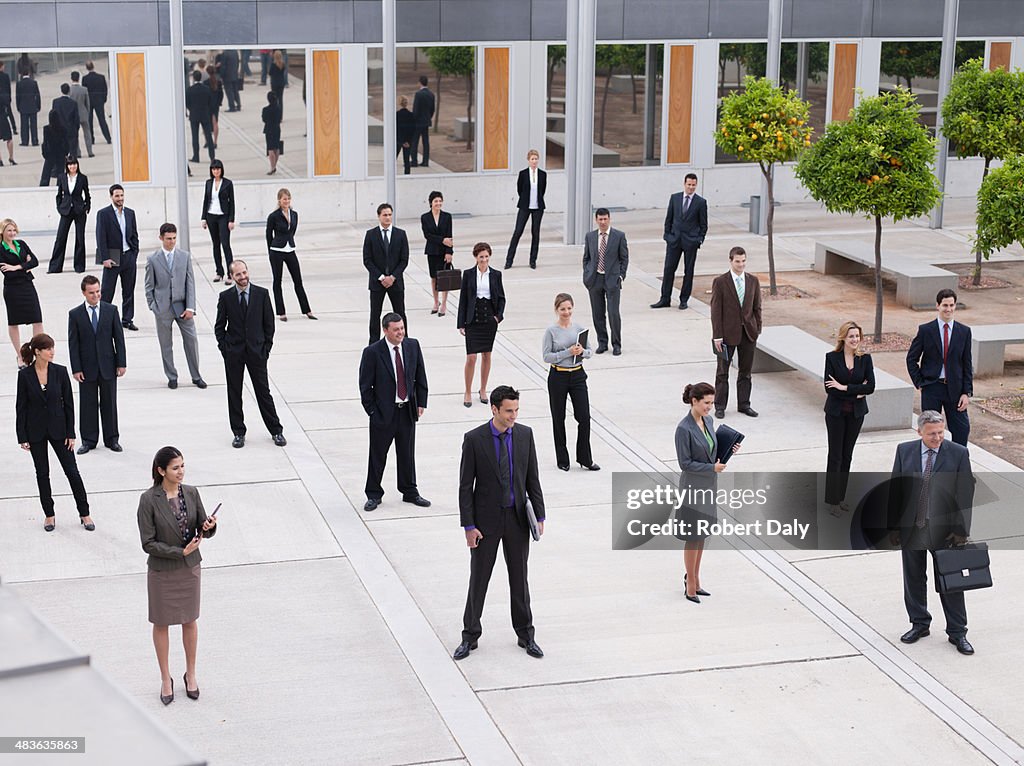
[137,446,217,705]
[675,382,739,603]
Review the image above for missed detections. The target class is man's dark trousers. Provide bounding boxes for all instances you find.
[659,241,699,305]
[587,273,621,351]
[100,252,138,323]
[79,377,118,448]
[902,523,968,637]
[224,351,281,436]
[365,403,416,500]
[714,336,755,412]
[921,382,970,446]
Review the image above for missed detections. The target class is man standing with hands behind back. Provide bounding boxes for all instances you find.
[68,274,125,454]
[96,184,140,331]
[454,386,546,662]
[710,246,761,419]
[411,76,434,168]
[583,208,628,355]
[363,203,409,345]
[653,173,707,309]
[906,289,973,447]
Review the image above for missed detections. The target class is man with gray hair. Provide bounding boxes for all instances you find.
[888,410,975,655]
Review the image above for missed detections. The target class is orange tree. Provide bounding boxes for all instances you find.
[714,76,813,295]
[795,88,941,342]
[975,154,1024,262]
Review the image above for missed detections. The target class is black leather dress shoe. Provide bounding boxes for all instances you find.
[679,303,688,310]
[232,434,245,448]
[518,638,544,658]
[106,442,123,453]
[192,378,208,389]
[900,625,930,643]
[650,300,671,309]
[949,636,975,655]
[612,348,621,356]
[364,498,381,511]
[595,345,608,354]
[504,260,513,269]
[739,407,759,417]
[273,433,287,447]
[76,444,94,455]
[167,380,178,389]
[123,322,139,331]
[529,262,537,270]
[403,495,431,507]
[715,409,725,419]
[453,640,477,660]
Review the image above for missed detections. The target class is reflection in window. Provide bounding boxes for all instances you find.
[183,49,307,181]
[0,51,114,188]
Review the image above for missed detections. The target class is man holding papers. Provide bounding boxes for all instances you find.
[710,246,762,419]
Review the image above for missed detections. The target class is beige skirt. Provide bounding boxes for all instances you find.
[148,564,201,626]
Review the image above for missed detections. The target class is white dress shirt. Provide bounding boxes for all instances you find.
[207,179,224,216]
[528,168,539,210]
[475,267,491,299]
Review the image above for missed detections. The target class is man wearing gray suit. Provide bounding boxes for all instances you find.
[69,71,94,158]
[145,223,206,389]
[582,208,628,356]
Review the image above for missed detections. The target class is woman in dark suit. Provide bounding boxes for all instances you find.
[265,187,315,321]
[49,156,91,273]
[138,445,218,705]
[457,242,504,407]
[396,96,415,175]
[39,109,67,186]
[206,67,223,146]
[1,218,44,368]
[15,334,92,532]
[261,91,282,175]
[421,191,453,316]
[823,320,875,515]
[675,381,739,603]
[201,159,235,283]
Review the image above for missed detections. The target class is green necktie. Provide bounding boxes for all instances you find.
[736,275,745,305]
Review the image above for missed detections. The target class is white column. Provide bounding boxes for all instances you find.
[383,0,397,214]
[341,45,368,182]
[1011,38,1024,70]
[689,40,719,169]
[856,38,882,108]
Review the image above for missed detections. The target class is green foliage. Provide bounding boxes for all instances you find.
[794,88,941,221]
[942,58,1024,162]
[547,45,566,69]
[880,40,986,91]
[975,155,1024,258]
[742,42,830,88]
[422,46,474,77]
[715,76,813,169]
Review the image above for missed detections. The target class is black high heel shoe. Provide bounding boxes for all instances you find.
[80,517,95,531]
[557,464,570,471]
[685,574,710,597]
[578,462,601,471]
[44,517,55,533]
[160,677,174,705]
[685,593,701,604]
[183,672,200,700]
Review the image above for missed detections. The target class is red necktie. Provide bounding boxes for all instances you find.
[394,346,407,401]
[942,323,950,366]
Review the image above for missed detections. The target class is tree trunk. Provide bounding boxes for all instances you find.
[763,163,778,295]
[433,74,442,133]
[547,61,555,112]
[719,60,725,92]
[599,69,613,145]
[873,214,884,343]
[630,71,638,114]
[465,73,474,151]
[973,156,992,286]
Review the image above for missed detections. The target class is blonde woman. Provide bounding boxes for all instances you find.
[265,188,315,321]
[1,218,43,367]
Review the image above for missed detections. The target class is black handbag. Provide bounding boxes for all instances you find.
[435,265,461,292]
[933,541,992,594]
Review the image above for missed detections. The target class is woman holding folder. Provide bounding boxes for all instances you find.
[675,381,740,603]
[457,242,504,407]
[137,446,218,705]
[542,293,598,472]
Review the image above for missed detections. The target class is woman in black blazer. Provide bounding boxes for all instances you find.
[457,242,504,407]
[48,156,90,273]
[15,334,92,532]
[1,218,44,368]
[261,91,282,176]
[823,321,875,515]
[265,187,315,321]
[201,159,235,283]
[421,190,454,316]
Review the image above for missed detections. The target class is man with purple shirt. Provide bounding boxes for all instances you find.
[454,385,546,661]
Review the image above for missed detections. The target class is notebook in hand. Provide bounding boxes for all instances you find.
[573,329,589,365]
[712,341,732,363]
[715,424,744,463]
[525,498,541,541]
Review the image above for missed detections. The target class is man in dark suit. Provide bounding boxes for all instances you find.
[68,275,126,454]
[52,83,80,156]
[888,410,975,655]
[16,73,40,146]
[411,76,435,167]
[186,71,215,163]
[358,313,430,512]
[710,246,761,419]
[215,260,285,449]
[653,173,708,309]
[505,149,546,269]
[583,208,629,355]
[82,61,111,144]
[362,203,409,345]
[69,71,93,158]
[217,49,241,112]
[906,288,973,446]
[0,62,16,138]
[95,184,141,331]
[453,385,546,661]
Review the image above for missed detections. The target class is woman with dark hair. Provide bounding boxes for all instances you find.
[39,110,67,186]
[205,66,223,146]
[16,334,92,532]
[48,156,91,273]
[823,320,875,516]
[265,187,315,321]
[542,293,598,471]
[261,91,282,175]
[458,243,504,408]
[421,190,453,316]
[1,218,43,367]
[269,50,286,109]
[675,381,740,603]
[0,91,15,166]
[137,446,218,705]
[201,159,235,283]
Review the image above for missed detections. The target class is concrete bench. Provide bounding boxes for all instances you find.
[368,116,383,145]
[546,112,566,132]
[813,240,958,310]
[971,323,1024,377]
[751,325,914,431]
[545,132,621,168]
[453,116,475,142]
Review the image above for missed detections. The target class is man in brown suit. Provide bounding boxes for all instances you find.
[710,246,761,419]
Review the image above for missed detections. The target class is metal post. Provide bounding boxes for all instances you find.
[758,0,785,236]
[168,0,189,251]
[643,44,657,164]
[795,41,809,100]
[564,0,579,244]
[930,0,959,230]
[574,0,597,244]
[383,0,397,218]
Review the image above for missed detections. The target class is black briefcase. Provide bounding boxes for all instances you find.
[933,542,992,594]
[435,266,461,292]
